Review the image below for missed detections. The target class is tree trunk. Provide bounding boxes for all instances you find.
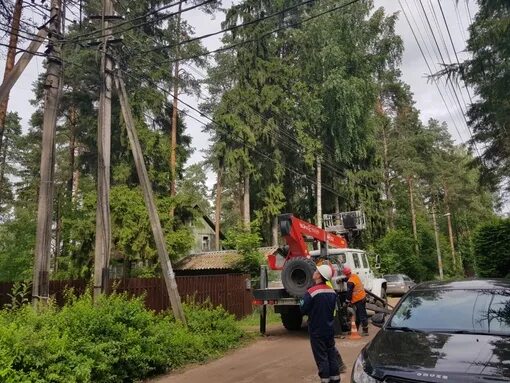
[272,216,278,246]
[0,0,23,157]
[170,0,183,217]
[407,176,419,256]
[54,193,62,274]
[214,162,223,251]
[316,156,322,227]
[0,131,8,207]
[382,123,394,230]
[67,106,77,199]
[243,171,250,227]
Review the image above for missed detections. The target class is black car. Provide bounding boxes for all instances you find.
[352,279,510,383]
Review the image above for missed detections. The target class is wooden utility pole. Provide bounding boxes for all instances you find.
[0,0,23,156]
[316,156,322,227]
[170,0,183,215]
[94,0,114,300]
[443,184,458,271]
[444,212,457,269]
[32,0,62,305]
[115,72,186,323]
[431,207,444,280]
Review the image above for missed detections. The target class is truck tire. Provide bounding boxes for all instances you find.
[281,257,316,297]
[281,307,303,331]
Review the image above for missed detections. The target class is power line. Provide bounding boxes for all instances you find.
[114,0,360,177]
[144,0,318,54]
[133,0,363,63]
[413,0,482,158]
[398,0,465,142]
[63,0,200,44]
[436,0,474,105]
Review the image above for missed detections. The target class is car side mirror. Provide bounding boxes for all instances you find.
[375,254,381,269]
[371,312,386,328]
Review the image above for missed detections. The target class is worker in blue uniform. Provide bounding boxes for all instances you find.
[300,264,345,383]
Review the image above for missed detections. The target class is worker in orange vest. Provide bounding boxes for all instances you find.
[342,266,369,336]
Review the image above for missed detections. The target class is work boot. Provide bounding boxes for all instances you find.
[361,326,369,336]
[339,363,347,373]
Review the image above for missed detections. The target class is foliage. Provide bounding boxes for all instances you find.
[373,229,427,281]
[0,292,245,382]
[461,0,510,191]
[0,207,36,282]
[4,281,31,311]
[473,218,510,278]
[223,223,264,277]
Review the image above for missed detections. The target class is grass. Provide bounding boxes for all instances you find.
[237,305,281,329]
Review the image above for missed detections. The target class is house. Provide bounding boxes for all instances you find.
[188,213,225,254]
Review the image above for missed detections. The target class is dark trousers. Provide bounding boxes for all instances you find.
[353,299,368,329]
[310,335,341,382]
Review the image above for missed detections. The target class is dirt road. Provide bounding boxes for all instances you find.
[150,324,377,383]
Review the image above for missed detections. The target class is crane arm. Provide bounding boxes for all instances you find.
[278,213,347,258]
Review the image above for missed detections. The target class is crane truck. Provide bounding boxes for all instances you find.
[252,212,388,333]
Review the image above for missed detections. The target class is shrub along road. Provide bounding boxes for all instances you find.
[148,323,377,383]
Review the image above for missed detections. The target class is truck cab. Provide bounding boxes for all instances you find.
[309,248,386,299]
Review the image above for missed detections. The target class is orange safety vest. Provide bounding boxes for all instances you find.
[348,274,366,303]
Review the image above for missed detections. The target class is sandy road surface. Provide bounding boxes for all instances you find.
[149,297,400,383]
[149,324,377,383]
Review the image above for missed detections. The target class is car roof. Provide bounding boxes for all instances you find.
[413,278,510,291]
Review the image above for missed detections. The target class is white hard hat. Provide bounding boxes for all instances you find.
[317,264,333,281]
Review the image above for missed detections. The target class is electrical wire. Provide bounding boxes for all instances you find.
[145,0,318,53]
[62,0,200,44]
[398,0,465,143]
[114,0,358,177]
[436,0,474,105]
[136,0,362,63]
[413,0,482,158]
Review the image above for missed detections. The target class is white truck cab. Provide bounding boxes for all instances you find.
[309,248,387,299]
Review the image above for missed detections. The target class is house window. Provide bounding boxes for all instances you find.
[202,236,210,251]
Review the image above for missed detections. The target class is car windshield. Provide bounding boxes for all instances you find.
[389,289,510,336]
[384,275,401,282]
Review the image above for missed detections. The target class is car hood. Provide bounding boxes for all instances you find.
[365,330,510,382]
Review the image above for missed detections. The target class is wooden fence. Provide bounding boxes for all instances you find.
[0,274,253,319]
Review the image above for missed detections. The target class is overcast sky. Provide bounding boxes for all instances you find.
[1,0,478,184]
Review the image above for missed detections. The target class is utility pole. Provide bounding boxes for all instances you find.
[431,207,444,280]
[444,212,457,268]
[0,0,23,156]
[443,184,459,272]
[170,0,183,216]
[316,156,322,227]
[408,176,419,256]
[32,0,62,305]
[115,72,186,324]
[94,0,114,300]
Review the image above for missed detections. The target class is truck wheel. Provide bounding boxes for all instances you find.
[281,257,315,297]
[281,307,303,331]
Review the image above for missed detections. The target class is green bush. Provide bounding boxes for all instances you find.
[373,229,428,281]
[223,223,264,277]
[0,292,246,382]
[473,218,510,278]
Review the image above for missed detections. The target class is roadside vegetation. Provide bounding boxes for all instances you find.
[0,292,247,383]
